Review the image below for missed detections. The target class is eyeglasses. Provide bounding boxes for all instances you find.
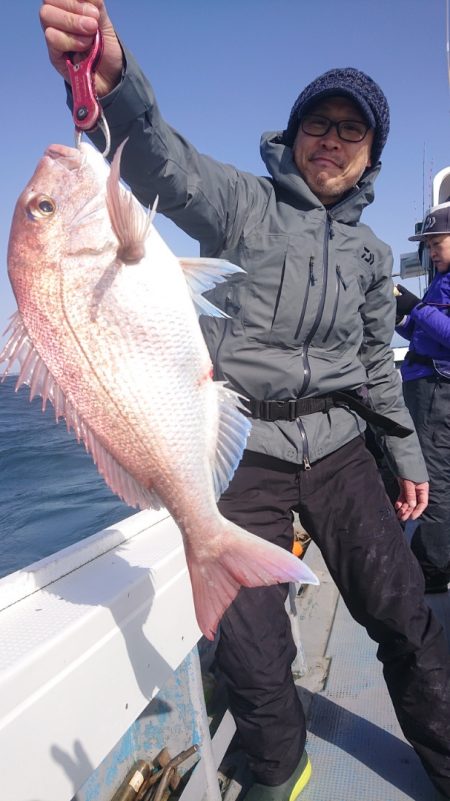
[300,114,370,143]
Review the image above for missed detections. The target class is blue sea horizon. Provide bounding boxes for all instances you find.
[0,375,135,579]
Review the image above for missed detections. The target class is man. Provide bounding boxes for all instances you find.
[395,205,450,594]
[40,2,450,798]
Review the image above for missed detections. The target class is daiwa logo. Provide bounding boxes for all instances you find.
[423,215,435,231]
[361,246,374,265]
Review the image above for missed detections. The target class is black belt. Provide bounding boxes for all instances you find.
[249,395,335,422]
[405,350,434,367]
[245,390,413,438]
[404,350,450,381]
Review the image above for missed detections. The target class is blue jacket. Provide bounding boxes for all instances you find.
[396,270,450,381]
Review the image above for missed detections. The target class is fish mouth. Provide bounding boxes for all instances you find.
[44,144,84,171]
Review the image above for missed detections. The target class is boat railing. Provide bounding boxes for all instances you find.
[0,509,236,801]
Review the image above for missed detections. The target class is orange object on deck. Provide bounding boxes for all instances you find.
[292,540,304,558]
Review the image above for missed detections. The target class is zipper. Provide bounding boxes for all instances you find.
[295,216,334,470]
[298,214,333,395]
[214,291,242,376]
[212,318,230,380]
[294,256,314,339]
[322,264,345,343]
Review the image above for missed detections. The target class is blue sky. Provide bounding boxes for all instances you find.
[2,0,450,352]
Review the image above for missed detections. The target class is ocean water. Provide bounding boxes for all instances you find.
[0,375,135,579]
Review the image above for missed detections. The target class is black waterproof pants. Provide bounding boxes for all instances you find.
[404,376,450,582]
[216,436,450,797]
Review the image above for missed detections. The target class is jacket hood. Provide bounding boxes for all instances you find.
[260,130,381,225]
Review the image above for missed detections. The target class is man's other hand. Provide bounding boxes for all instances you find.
[395,478,429,521]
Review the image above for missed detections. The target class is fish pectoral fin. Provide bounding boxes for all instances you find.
[0,312,163,513]
[106,139,153,265]
[211,382,251,499]
[188,521,319,640]
[0,311,59,412]
[179,258,245,318]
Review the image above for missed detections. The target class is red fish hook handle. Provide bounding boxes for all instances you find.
[65,28,104,132]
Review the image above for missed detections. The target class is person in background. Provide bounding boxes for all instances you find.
[396,204,450,593]
[40,2,450,798]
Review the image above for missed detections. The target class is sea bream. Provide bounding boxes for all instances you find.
[1,141,318,638]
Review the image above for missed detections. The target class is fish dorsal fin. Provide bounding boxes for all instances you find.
[106,139,154,265]
[179,258,244,318]
[212,382,251,499]
[0,312,164,511]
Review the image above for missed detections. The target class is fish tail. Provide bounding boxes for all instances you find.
[188,520,319,640]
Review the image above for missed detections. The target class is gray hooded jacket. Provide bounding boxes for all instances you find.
[90,47,427,482]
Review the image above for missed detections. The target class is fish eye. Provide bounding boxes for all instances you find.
[27,195,56,220]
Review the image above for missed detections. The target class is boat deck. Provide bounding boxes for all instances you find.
[300,590,446,800]
[218,542,449,800]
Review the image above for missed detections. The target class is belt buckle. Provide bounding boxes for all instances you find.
[287,399,298,421]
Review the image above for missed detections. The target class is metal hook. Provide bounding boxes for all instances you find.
[74,111,111,158]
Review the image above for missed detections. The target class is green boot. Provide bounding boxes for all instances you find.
[243,751,311,800]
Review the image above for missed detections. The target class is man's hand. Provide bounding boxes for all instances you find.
[395,284,421,323]
[395,478,429,522]
[39,0,123,96]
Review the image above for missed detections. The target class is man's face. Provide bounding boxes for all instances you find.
[426,234,450,272]
[293,96,375,205]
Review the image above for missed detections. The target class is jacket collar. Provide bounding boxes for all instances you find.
[260,130,381,224]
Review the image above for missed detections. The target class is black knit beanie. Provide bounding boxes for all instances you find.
[283,67,390,165]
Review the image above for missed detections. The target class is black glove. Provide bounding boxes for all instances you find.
[395,284,420,322]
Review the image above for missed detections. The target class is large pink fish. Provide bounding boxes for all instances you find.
[1,142,318,638]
